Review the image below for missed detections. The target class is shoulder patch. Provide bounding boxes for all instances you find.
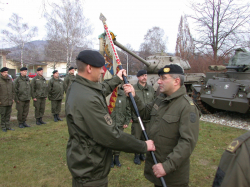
[190,112,197,123]
[226,140,240,153]
[104,113,112,125]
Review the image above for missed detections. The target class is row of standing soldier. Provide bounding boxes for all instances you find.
[0,66,76,132]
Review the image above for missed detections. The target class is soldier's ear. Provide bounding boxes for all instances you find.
[86,65,92,74]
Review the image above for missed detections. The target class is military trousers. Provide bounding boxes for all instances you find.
[72,177,108,187]
[16,100,30,123]
[51,100,62,115]
[0,105,12,130]
[131,122,150,141]
[33,98,46,118]
[112,126,124,155]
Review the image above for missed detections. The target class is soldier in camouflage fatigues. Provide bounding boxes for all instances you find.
[131,70,155,165]
[0,67,15,132]
[31,67,48,125]
[48,70,64,122]
[110,85,131,167]
[63,66,75,94]
[14,67,31,128]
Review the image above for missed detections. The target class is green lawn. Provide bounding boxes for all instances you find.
[0,97,247,187]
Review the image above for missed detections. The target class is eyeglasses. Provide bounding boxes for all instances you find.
[158,75,174,81]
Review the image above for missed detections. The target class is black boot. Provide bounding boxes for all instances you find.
[139,153,146,161]
[110,155,114,168]
[19,123,24,128]
[23,121,30,127]
[134,154,141,165]
[54,114,58,122]
[56,114,63,121]
[36,118,41,125]
[40,118,46,124]
[114,155,121,167]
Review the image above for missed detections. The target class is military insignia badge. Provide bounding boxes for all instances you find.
[189,101,194,105]
[153,104,159,110]
[190,112,196,123]
[226,140,240,153]
[164,68,170,73]
[104,113,112,125]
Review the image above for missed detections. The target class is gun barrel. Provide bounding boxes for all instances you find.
[113,40,150,67]
[226,66,244,69]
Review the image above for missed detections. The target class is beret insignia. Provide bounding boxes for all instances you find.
[164,68,170,73]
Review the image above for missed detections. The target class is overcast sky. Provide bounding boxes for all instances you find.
[0,0,192,53]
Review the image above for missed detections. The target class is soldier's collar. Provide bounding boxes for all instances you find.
[75,74,102,91]
[137,81,148,90]
[163,85,186,101]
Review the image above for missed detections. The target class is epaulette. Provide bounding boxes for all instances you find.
[183,94,195,106]
[226,131,250,153]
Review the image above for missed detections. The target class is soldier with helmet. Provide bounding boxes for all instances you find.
[48,70,64,122]
[14,67,31,128]
[0,67,15,132]
[31,67,48,125]
[124,64,200,187]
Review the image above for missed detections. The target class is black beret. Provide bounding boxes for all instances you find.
[52,70,58,74]
[76,50,105,67]
[158,64,184,75]
[137,69,147,77]
[37,67,43,71]
[20,67,28,71]
[69,67,74,71]
[0,67,9,72]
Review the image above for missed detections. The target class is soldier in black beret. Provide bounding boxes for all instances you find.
[131,69,155,165]
[14,66,31,128]
[31,67,48,125]
[66,50,155,187]
[123,63,200,187]
[64,67,76,94]
[52,70,58,74]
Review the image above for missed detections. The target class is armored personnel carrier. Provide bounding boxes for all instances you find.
[192,48,250,114]
[112,40,205,95]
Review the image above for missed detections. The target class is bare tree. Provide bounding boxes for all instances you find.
[1,13,38,67]
[45,0,93,71]
[175,15,195,61]
[189,0,250,63]
[139,27,168,58]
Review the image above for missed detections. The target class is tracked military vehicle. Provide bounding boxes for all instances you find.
[192,48,250,114]
[112,40,205,95]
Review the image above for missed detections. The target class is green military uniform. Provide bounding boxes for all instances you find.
[0,74,15,130]
[63,73,75,93]
[66,75,147,186]
[132,82,155,139]
[14,75,31,126]
[133,85,200,186]
[48,77,64,120]
[31,75,48,119]
[213,131,250,187]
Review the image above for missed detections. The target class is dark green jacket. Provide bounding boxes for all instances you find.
[14,75,31,102]
[66,75,147,184]
[110,87,131,127]
[31,75,48,99]
[0,74,15,106]
[48,77,64,101]
[63,73,75,93]
[132,82,155,123]
[213,131,250,187]
[134,85,200,186]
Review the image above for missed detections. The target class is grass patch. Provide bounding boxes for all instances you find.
[0,98,247,186]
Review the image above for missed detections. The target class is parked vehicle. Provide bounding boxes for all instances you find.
[192,48,250,114]
[15,73,20,78]
[59,73,67,78]
[28,73,37,78]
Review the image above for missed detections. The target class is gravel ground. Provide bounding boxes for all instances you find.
[200,111,250,130]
